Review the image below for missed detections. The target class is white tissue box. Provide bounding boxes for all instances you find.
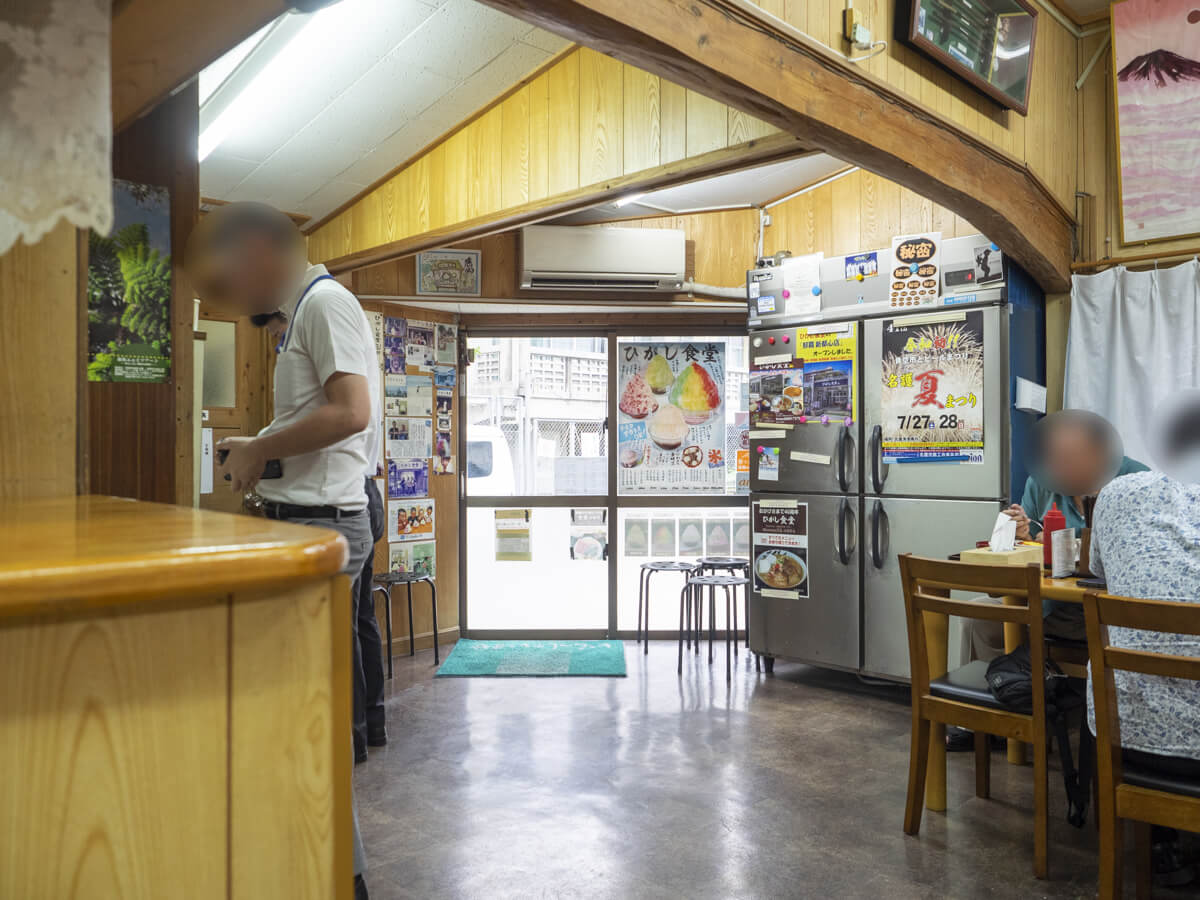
[959,544,1043,567]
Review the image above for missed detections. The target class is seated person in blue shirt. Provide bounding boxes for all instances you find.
[1088,394,1200,887]
[1005,410,1147,641]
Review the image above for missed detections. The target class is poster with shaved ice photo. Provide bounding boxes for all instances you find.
[705,519,732,556]
[617,341,725,493]
[1112,0,1200,242]
[880,310,984,464]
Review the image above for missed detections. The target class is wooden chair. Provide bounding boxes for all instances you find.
[1083,591,1200,900]
[899,554,1051,879]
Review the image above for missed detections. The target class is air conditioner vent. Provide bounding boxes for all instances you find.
[521,225,685,292]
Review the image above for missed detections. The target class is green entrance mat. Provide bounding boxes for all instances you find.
[435,639,627,677]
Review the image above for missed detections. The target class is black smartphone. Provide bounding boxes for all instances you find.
[1075,577,1106,590]
[217,448,283,481]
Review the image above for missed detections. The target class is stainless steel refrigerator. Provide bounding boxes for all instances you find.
[747,236,1045,680]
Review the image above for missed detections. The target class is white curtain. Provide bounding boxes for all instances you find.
[1064,259,1200,465]
[0,0,112,255]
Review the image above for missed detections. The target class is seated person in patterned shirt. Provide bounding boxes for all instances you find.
[1089,401,1200,886]
[1006,410,1148,641]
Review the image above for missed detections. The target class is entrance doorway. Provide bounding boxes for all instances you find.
[461,330,748,637]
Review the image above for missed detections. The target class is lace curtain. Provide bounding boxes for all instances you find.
[0,0,112,256]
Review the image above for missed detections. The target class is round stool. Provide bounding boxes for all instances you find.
[679,573,750,681]
[696,556,750,649]
[374,572,439,670]
[638,561,698,655]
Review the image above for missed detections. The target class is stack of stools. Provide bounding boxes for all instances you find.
[373,572,440,675]
[695,556,751,648]
[637,561,699,654]
[679,572,750,681]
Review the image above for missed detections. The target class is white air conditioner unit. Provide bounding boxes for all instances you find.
[520,225,685,291]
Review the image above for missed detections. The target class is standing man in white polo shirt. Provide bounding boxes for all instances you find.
[188,202,377,900]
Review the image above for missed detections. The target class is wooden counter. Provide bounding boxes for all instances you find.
[0,496,354,900]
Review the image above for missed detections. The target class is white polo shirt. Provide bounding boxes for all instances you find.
[256,264,381,511]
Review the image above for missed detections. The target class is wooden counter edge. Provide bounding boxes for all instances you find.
[0,536,348,618]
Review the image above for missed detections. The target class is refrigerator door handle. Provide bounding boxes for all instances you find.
[870,499,889,569]
[836,428,853,493]
[836,496,856,565]
[869,424,888,494]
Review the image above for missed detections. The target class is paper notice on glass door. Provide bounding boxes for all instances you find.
[880,309,984,464]
[495,509,532,561]
[751,500,809,599]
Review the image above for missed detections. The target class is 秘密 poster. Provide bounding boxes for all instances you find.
[388,498,435,542]
[495,509,532,561]
[568,509,607,560]
[880,309,984,464]
[87,179,172,382]
[387,458,428,499]
[386,417,433,459]
[888,233,941,308]
[617,341,725,493]
[417,250,480,296]
[752,500,809,599]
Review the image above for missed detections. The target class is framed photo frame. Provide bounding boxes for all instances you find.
[416,249,482,296]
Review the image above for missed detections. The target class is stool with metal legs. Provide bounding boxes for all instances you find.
[639,561,698,654]
[374,572,440,667]
[695,556,750,650]
[680,573,750,681]
[370,583,394,678]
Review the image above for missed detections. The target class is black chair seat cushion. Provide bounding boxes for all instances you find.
[929,660,1006,710]
[1123,754,1200,800]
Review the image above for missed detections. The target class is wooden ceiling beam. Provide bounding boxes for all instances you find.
[113,0,288,132]
[471,0,1075,292]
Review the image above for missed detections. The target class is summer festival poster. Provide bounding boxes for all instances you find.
[880,310,984,464]
[617,341,725,493]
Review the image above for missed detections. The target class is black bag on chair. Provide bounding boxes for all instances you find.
[986,644,1093,828]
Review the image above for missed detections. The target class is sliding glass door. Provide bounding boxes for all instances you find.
[461,329,747,637]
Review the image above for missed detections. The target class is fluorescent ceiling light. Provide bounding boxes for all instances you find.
[614,192,647,208]
[198,24,271,105]
[198,2,357,162]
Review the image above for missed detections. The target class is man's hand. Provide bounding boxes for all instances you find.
[1003,503,1033,541]
[216,436,266,492]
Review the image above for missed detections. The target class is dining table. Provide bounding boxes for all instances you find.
[923,574,1091,812]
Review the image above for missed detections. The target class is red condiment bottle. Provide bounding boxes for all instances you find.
[1042,502,1066,568]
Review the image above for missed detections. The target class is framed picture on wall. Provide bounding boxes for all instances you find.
[416,249,481,296]
[1111,0,1200,244]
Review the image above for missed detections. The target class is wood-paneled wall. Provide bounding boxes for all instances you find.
[90,82,199,505]
[0,223,80,500]
[358,301,461,650]
[306,47,778,264]
[749,0,1079,212]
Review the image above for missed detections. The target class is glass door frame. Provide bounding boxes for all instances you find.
[459,322,748,640]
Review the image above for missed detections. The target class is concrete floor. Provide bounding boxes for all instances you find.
[355,641,1143,899]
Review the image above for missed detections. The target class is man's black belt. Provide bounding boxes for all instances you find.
[263,500,363,521]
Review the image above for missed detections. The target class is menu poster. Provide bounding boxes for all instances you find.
[568,508,607,561]
[750,367,804,426]
[495,509,532,561]
[406,321,435,371]
[387,458,428,499]
[388,498,435,542]
[617,341,726,494]
[796,323,856,423]
[384,317,406,374]
[389,540,436,577]
[650,519,676,557]
[880,309,984,464]
[889,233,941,308]
[624,518,648,556]
[751,500,809,599]
[436,323,457,365]
[386,416,433,459]
[433,431,454,475]
[705,519,732,556]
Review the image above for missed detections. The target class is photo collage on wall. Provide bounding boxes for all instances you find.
[366,310,458,575]
[623,514,750,559]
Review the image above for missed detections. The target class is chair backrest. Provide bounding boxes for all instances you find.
[1082,591,1200,780]
[898,554,1045,706]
